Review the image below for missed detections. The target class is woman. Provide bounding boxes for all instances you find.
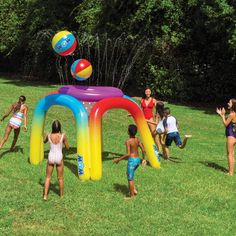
[140,88,157,135]
[216,98,236,176]
[0,95,28,151]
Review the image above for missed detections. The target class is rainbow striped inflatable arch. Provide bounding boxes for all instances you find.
[30,86,160,180]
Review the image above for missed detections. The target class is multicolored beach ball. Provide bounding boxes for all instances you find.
[71,59,93,81]
[51,31,77,56]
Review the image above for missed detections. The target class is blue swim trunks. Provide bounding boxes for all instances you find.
[127,157,141,181]
[165,132,182,147]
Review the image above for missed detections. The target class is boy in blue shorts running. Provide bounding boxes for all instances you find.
[113,124,145,198]
[163,107,192,159]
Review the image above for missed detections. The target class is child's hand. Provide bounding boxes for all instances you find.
[1,115,6,121]
[113,158,120,164]
[142,159,147,166]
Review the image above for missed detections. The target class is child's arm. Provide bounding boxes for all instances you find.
[138,139,146,158]
[63,133,69,150]
[113,141,130,163]
[1,104,14,121]
[146,119,157,125]
[43,134,48,143]
[176,118,179,129]
[216,108,233,127]
[138,139,147,166]
[23,105,28,131]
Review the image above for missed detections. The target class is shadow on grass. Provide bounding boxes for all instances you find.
[0,146,24,158]
[102,151,123,161]
[199,161,228,173]
[113,183,129,196]
[38,178,60,196]
[168,156,183,163]
[64,161,78,177]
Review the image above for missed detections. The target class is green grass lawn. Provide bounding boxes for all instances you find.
[0,76,236,236]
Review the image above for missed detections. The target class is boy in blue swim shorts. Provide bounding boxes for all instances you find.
[163,107,192,159]
[113,124,145,198]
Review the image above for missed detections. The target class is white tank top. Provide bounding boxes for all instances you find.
[164,116,178,134]
[48,133,64,164]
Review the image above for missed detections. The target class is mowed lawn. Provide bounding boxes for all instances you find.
[0,76,236,236]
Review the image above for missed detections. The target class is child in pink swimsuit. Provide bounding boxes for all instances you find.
[43,120,69,200]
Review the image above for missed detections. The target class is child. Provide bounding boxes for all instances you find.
[216,98,236,176]
[147,101,166,156]
[0,95,28,151]
[113,124,145,198]
[43,120,69,200]
[163,107,192,159]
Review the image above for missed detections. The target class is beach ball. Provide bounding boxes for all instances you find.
[51,31,77,56]
[71,59,93,81]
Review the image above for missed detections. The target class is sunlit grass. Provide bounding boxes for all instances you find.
[0,76,236,235]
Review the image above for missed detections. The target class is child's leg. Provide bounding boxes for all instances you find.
[56,160,64,197]
[10,128,21,151]
[164,145,170,159]
[178,135,192,149]
[159,134,167,157]
[128,180,136,197]
[154,133,161,151]
[0,125,12,149]
[44,162,54,200]
[226,137,236,176]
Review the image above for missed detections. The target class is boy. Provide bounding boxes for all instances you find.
[113,124,145,198]
[163,107,192,159]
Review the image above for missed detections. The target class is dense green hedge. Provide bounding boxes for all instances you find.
[1,0,236,102]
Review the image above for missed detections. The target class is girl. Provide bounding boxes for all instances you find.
[147,101,166,157]
[216,98,236,176]
[0,95,28,151]
[43,120,69,200]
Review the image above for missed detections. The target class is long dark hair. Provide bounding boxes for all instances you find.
[51,120,61,133]
[231,98,236,112]
[156,101,164,119]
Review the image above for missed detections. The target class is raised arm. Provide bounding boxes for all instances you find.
[216,107,233,127]
[1,104,14,121]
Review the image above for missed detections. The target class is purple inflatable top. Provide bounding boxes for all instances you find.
[58,85,124,102]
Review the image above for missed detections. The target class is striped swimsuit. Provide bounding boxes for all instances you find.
[9,111,24,129]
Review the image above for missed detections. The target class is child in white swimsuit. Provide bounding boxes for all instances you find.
[43,120,69,200]
[48,133,64,165]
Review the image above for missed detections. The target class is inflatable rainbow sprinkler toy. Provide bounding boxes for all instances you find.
[30,30,160,180]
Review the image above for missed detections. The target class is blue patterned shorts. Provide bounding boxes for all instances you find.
[127,157,141,181]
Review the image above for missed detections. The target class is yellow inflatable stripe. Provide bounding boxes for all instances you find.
[77,65,92,78]
[52,31,71,48]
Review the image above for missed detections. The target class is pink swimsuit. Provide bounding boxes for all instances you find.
[48,134,64,164]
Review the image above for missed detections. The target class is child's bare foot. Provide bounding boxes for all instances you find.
[43,195,48,201]
[124,195,135,200]
[134,189,138,195]
[184,135,192,138]
[225,172,233,176]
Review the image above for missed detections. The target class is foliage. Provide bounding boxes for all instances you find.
[1,0,236,102]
